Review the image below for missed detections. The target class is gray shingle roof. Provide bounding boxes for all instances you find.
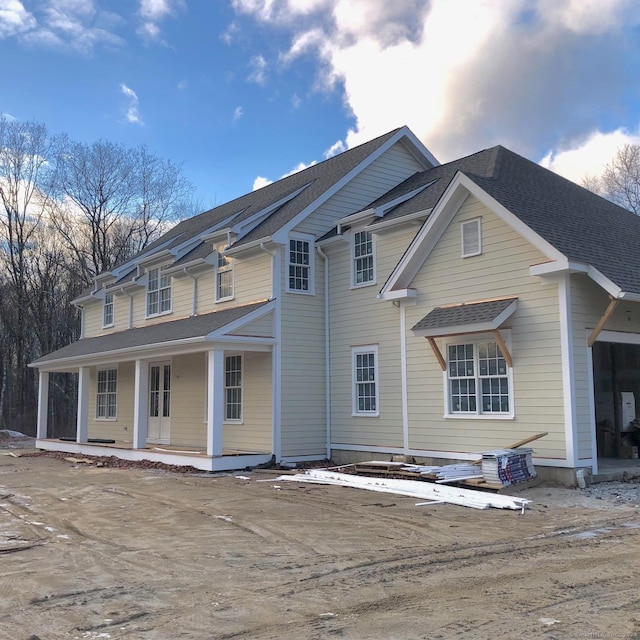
[375,145,640,296]
[412,298,518,336]
[109,128,407,275]
[33,301,270,366]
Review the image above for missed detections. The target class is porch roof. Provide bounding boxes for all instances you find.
[411,297,518,338]
[31,300,270,367]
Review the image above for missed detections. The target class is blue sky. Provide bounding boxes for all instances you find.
[3,0,640,210]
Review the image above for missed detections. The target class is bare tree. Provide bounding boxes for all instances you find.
[52,139,194,284]
[583,144,640,214]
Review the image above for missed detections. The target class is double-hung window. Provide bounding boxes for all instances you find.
[352,345,379,416]
[352,230,375,286]
[288,234,314,293]
[103,292,114,327]
[96,368,117,419]
[147,267,172,316]
[225,354,242,422]
[216,245,234,301]
[447,339,511,416]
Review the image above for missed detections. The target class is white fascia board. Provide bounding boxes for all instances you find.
[382,173,566,295]
[587,266,623,298]
[377,288,418,301]
[225,236,275,256]
[367,209,431,233]
[137,248,173,267]
[272,128,435,245]
[338,208,378,226]
[31,336,210,371]
[162,258,208,276]
[316,233,347,248]
[618,291,640,302]
[232,182,314,240]
[201,227,232,243]
[207,300,275,338]
[381,174,471,294]
[71,293,97,306]
[398,126,439,168]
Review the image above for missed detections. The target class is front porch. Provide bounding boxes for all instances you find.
[35,437,273,472]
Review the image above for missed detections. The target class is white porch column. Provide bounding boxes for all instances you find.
[133,359,149,449]
[207,348,225,457]
[36,370,49,440]
[76,366,90,444]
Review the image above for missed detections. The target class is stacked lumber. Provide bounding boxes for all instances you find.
[480,448,536,486]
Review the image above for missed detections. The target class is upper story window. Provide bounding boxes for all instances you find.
[446,339,512,417]
[103,292,114,327]
[147,267,172,317]
[461,218,482,257]
[287,233,314,294]
[352,230,375,287]
[216,244,234,302]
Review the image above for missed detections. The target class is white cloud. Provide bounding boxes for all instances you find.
[177,79,187,91]
[137,0,184,44]
[220,20,239,45]
[253,176,272,190]
[324,139,345,159]
[0,0,37,38]
[247,54,268,85]
[291,93,301,109]
[233,105,244,122]
[120,83,143,125]
[1,0,125,53]
[233,0,640,182]
[540,128,640,184]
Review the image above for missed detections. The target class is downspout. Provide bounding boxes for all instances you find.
[316,246,331,460]
[183,267,199,316]
[261,243,281,461]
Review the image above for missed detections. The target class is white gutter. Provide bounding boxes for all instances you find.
[316,246,331,460]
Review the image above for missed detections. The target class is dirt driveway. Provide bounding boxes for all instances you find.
[2,453,640,640]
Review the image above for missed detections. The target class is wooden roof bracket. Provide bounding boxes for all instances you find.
[427,337,446,371]
[588,296,619,347]
[492,330,513,368]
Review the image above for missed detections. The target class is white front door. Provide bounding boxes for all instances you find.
[148,362,171,443]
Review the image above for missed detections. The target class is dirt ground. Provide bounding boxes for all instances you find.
[2,453,640,640]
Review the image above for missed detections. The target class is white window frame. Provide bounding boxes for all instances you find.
[286,232,315,294]
[443,334,514,419]
[146,266,172,318]
[352,345,379,417]
[215,244,234,302]
[351,229,376,288]
[96,367,118,420]
[103,292,114,328]
[224,353,243,423]
[461,218,482,258]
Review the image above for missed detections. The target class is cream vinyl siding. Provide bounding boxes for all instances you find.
[83,301,106,338]
[570,274,640,460]
[280,256,327,457]
[295,142,425,237]
[223,351,272,452]
[171,353,207,447]
[87,362,135,441]
[207,253,272,311]
[404,195,566,460]
[114,293,129,329]
[329,228,419,447]
[229,312,274,338]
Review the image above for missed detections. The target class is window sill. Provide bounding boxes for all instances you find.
[146,310,172,320]
[102,323,114,329]
[444,413,515,420]
[350,280,377,290]
[352,412,379,418]
[215,296,235,304]
[285,288,315,296]
[95,417,117,422]
[224,420,244,425]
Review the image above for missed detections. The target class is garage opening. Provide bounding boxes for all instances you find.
[593,341,640,459]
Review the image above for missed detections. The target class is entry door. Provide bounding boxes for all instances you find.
[148,362,171,443]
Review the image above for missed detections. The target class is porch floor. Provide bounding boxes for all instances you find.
[36,438,273,472]
[591,458,640,484]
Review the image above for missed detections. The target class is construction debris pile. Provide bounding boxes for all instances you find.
[276,469,531,512]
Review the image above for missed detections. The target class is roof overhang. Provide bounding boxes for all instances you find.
[411,297,518,338]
